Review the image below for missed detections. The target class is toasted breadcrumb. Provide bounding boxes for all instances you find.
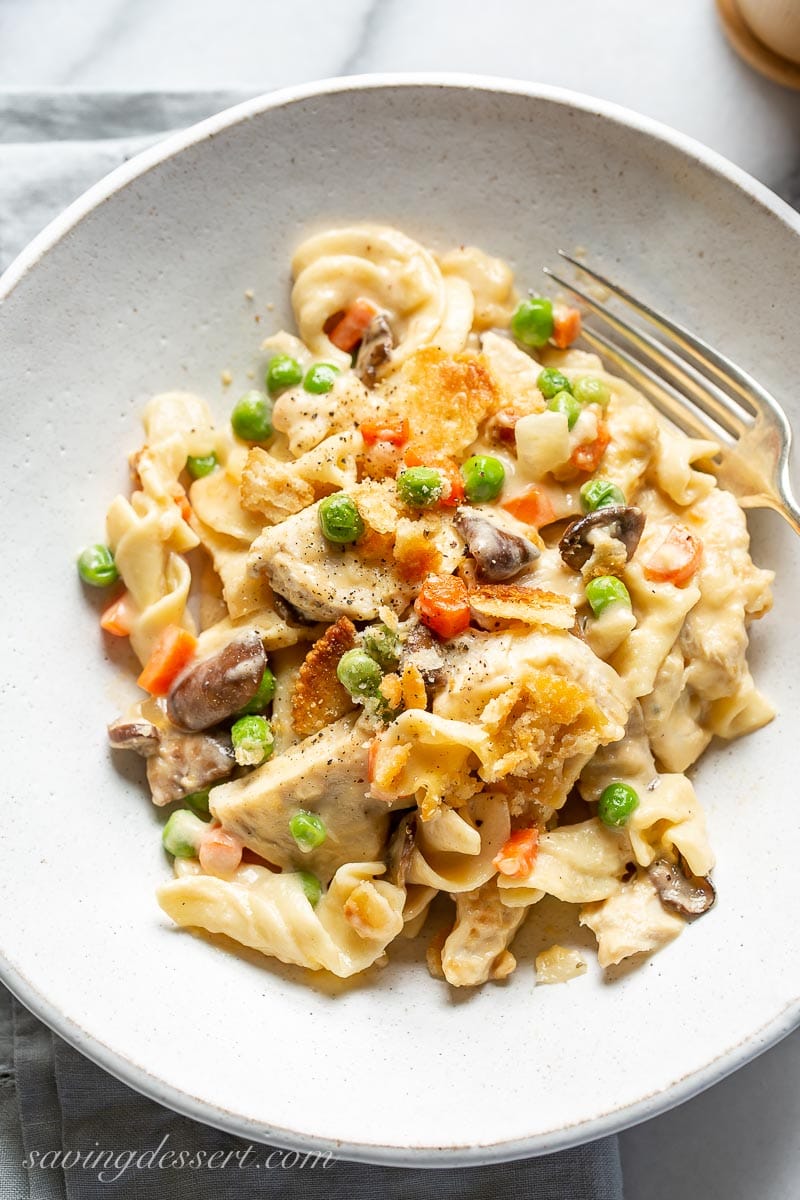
[484,670,611,808]
[240,447,315,522]
[379,673,403,710]
[400,662,428,711]
[393,516,443,583]
[469,585,576,630]
[393,347,501,460]
[291,617,356,738]
[343,880,397,940]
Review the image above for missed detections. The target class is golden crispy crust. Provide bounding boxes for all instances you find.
[343,880,396,940]
[291,617,357,738]
[393,518,443,583]
[385,347,500,460]
[240,447,314,521]
[469,585,576,631]
[486,670,612,809]
[400,662,428,711]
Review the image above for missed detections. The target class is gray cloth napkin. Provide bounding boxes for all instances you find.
[0,89,624,1200]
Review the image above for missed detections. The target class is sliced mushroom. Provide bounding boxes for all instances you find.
[455,507,539,582]
[355,313,393,386]
[559,505,645,571]
[648,858,716,916]
[107,718,161,757]
[146,728,235,807]
[166,632,267,732]
[401,620,445,692]
[387,812,418,888]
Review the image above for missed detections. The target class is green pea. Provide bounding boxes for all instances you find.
[183,789,212,820]
[537,367,573,399]
[162,809,208,858]
[296,870,322,906]
[598,782,640,828]
[231,390,273,442]
[185,452,218,479]
[231,714,274,766]
[361,623,400,670]
[396,466,444,508]
[303,363,340,394]
[580,479,626,512]
[266,353,303,395]
[460,455,506,503]
[289,811,327,853]
[77,544,119,588]
[337,648,383,699]
[547,390,582,430]
[236,667,276,716]
[318,493,365,544]
[573,376,611,407]
[511,297,554,348]
[585,575,632,617]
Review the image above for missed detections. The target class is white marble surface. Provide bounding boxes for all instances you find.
[1,0,799,1195]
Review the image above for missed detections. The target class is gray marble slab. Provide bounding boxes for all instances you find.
[0,0,798,1196]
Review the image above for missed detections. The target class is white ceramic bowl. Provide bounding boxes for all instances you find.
[1,76,799,1165]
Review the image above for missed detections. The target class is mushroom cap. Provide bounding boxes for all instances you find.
[166,632,267,732]
[455,507,540,582]
[648,858,716,916]
[559,505,645,571]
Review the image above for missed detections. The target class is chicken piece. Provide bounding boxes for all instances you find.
[440,879,527,986]
[210,715,393,883]
[580,873,685,968]
[291,617,357,738]
[248,481,461,622]
[679,488,774,702]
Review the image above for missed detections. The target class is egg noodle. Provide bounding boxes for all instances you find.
[95,226,774,987]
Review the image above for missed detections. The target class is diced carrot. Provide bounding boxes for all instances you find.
[493,828,540,879]
[100,592,132,637]
[570,420,610,472]
[328,298,379,352]
[415,574,471,640]
[404,448,465,506]
[502,486,556,529]
[643,525,703,587]
[199,824,243,877]
[171,484,192,522]
[360,418,410,447]
[552,306,582,349]
[137,624,197,696]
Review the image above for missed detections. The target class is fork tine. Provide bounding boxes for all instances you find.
[557,251,783,426]
[544,267,750,437]
[580,327,732,446]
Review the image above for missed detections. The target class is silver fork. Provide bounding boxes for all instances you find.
[543,252,800,536]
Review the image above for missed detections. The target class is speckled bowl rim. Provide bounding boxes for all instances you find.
[1,74,798,1166]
